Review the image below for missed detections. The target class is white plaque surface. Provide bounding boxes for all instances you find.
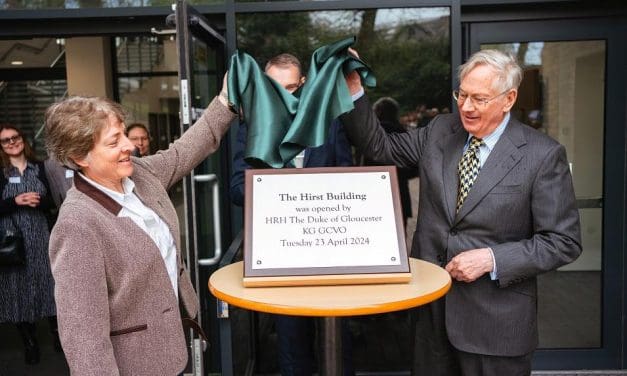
[250,171,401,270]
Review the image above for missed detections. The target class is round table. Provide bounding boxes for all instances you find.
[209,258,451,374]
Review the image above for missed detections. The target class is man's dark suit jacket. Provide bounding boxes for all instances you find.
[229,118,353,206]
[341,96,582,357]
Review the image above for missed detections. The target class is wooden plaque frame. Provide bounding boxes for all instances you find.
[243,166,411,287]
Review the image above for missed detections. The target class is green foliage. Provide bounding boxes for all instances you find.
[236,10,451,115]
[366,36,451,112]
[236,12,313,70]
[0,0,222,9]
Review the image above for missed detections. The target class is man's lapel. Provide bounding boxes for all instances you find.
[454,118,526,224]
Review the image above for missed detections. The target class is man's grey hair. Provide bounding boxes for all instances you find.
[458,49,523,92]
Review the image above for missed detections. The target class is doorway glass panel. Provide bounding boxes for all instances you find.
[0,0,220,10]
[0,79,67,159]
[188,33,222,262]
[115,36,185,249]
[236,8,451,119]
[482,40,605,348]
[0,38,65,69]
[235,7,451,373]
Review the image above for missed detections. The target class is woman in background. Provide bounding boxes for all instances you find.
[126,122,151,157]
[0,124,58,365]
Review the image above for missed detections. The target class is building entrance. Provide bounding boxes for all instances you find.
[467,17,627,370]
[0,4,228,374]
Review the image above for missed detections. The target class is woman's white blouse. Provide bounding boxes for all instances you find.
[78,173,178,297]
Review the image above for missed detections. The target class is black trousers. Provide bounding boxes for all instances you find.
[456,349,532,376]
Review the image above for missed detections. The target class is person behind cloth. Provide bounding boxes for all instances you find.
[229,53,354,376]
[44,78,236,375]
[0,124,58,365]
[229,53,353,206]
[342,49,581,375]
[126,122,151,157]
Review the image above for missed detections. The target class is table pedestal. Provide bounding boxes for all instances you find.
[319,317,342,375]
[208,258,451,375]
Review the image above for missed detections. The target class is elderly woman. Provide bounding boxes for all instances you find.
[44,84,235,374]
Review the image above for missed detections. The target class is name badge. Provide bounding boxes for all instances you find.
[8,177,20,184]
[65,170,74,179]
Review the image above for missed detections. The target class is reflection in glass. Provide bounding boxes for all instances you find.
[237,7,450,127]
[115,35,181,149]
[0,38,65,69]
[236,7,451,372]
[0,80,66,159]
[116,36,179,74]
[115,37,184,248]
[187,35,222,267]
[190,36,218,109]
[1,0,220,10]
[117,76,180,143]
[483,40,605,348]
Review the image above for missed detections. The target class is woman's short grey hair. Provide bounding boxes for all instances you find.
[44,96,127,170]
[458,49,523,93]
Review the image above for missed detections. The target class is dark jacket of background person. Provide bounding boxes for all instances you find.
[44,158,73,209]
[229,117,355,376]
[48,97,235,375]
[229,50,356,376]
[230,118,353,206]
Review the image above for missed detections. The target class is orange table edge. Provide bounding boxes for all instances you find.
[208,258,452,317]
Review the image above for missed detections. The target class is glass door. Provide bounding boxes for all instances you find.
[173,1,228,374]
[467,18,627,370]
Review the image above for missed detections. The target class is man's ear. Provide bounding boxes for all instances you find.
[503,89,518,112]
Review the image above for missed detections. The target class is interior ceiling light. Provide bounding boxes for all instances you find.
[10,61,23,65]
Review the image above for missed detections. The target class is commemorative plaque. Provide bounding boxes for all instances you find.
[243,166,411,287]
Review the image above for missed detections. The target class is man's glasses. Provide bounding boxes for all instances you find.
[0,135,22,146]
[452,89,509,108]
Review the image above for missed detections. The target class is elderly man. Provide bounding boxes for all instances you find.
[343,49,581,375]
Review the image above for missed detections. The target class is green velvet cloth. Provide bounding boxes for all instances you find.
[227,36,376,168]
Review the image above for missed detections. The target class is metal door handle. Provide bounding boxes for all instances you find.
[150,27,176,35]
[576,196,603,209]
[194,174,222,265]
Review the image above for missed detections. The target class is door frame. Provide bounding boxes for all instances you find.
[466,16,627,370]
[173,1,228,374]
